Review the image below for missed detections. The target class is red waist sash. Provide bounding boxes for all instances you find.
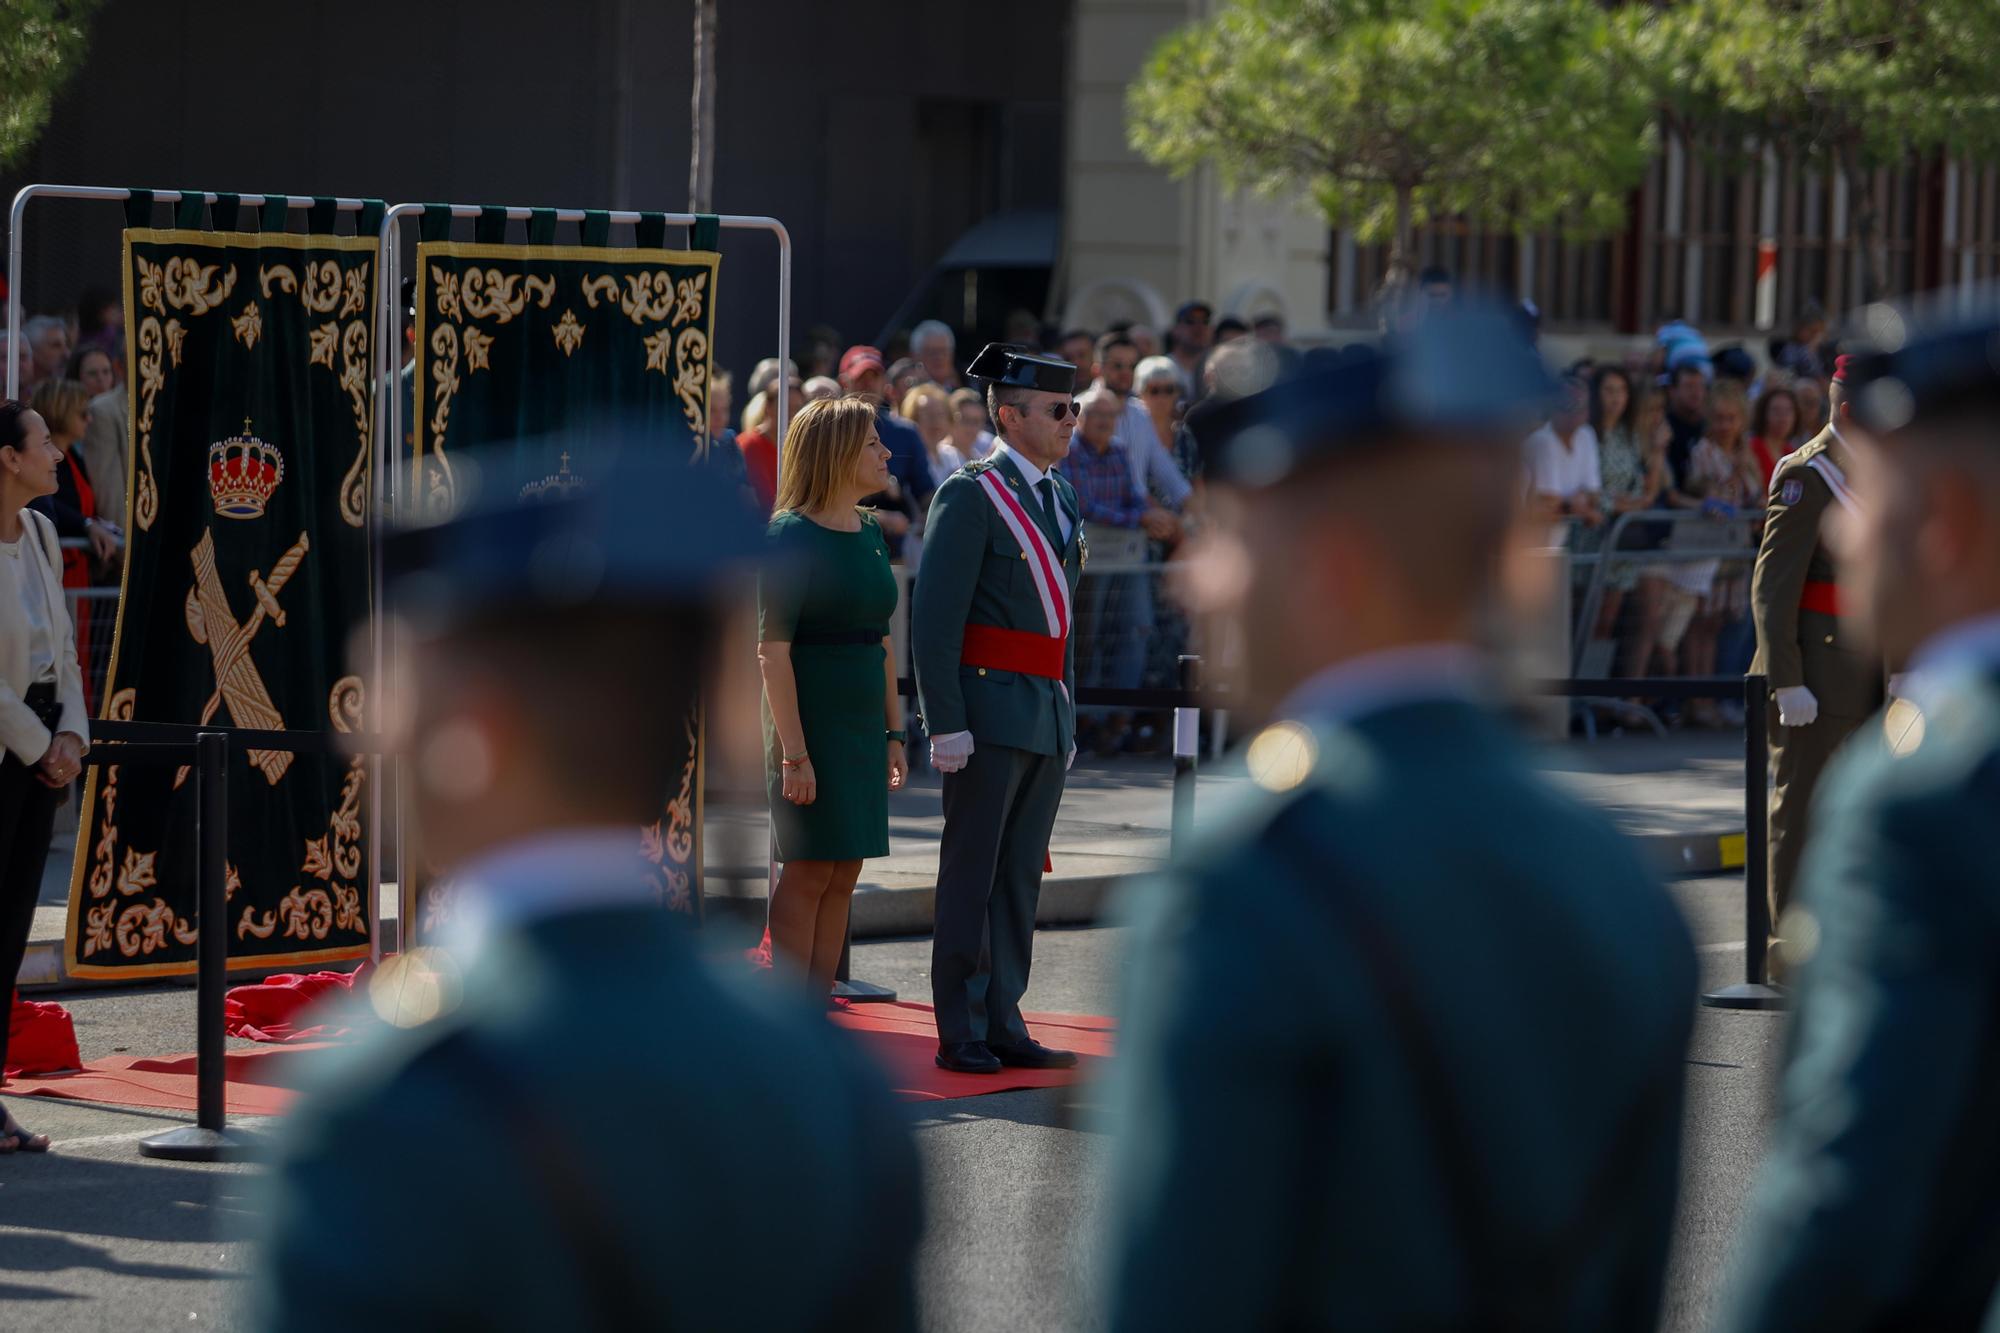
[960,623,1066,679]
[1799,580,1842,617]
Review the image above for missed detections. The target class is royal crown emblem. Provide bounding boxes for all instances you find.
[208,419,285,519]
[519,451,586,503]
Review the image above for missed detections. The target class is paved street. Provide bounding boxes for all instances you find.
[3,871,1782,1331]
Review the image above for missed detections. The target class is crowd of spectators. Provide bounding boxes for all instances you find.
[0,292,130,713]
[1511,290,1839,726]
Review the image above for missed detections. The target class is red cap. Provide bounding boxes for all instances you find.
[1832,353,1855,384]
[839,345,886,380]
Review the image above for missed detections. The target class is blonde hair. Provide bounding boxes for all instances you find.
[1707,380,1749,450]
[742,388,774,438]
[774,395,877,515]
[900,383,952,430]
[29,377,88,442]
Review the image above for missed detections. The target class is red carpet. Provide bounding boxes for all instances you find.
[7,988,1109,1115]
[1,1044,327,1117]
[831,1002,1112,1099]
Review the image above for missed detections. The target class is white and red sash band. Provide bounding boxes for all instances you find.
[975,469,1071,640]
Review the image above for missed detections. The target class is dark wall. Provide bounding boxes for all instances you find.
[4,0,1067,381]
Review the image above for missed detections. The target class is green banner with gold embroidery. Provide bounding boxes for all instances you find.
[409,240,720,943]
[65,229,377,979]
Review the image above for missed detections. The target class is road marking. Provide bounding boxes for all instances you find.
[1697,940,1747,954]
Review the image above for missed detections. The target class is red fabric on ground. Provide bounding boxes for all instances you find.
[3,1043,327,1117]
[830,1002,1113,1100]
[5,990,82,1078]
[224,965,368,1043]
[11,997,1110,1114]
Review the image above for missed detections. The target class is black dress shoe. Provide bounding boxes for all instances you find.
[935,1041,1002,1074]
[987,1039,1078,1070]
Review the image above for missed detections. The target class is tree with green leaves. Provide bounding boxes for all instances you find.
[1643,0,2000,304]
[0,0,100,170]
[1128,0,1656,301]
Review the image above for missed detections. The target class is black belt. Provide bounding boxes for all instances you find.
[23,681,60,730]
[790,628,887,647]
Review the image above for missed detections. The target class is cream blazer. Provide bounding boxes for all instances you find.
[1,506,90,765]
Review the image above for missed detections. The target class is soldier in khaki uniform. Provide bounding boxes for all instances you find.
[1748,354,1885,977]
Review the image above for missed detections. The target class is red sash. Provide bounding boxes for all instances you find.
[960,623,1066,679]
[1799,581,1842,617]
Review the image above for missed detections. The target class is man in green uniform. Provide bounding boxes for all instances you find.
[1097,312,1697,1330]
[255,453,922,1330]
[1720,303,2000,1332]
[1749,355,1886,977]
[912,343,1084,1074]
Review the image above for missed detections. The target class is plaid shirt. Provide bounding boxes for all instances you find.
[1063,437,1147,528]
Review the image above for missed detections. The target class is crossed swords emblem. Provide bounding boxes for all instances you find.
[180,528,310,787]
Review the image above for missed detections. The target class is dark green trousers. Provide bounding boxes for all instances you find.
[1766,707,1864,979]
[932,743,1066,1046]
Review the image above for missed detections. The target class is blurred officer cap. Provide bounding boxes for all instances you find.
[1846,291,2000,436]
[1187,305,1556,488]
[385,429,761,635]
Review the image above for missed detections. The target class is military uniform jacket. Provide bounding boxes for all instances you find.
[911,451,1083,756]
[255,902,922,1332]
[1720,667,2000,1332]
[1098,698,1697,1330]
[1750,427,1883,718]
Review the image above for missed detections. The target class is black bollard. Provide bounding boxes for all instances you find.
[1170,655,1201,858]
[1700,675,1787,1010]
[142,731,262,1160]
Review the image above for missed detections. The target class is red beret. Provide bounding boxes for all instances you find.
[1832,353,1856,384]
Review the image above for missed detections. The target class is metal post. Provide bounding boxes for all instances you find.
[142,732,261,1160]
[1701,674,1786,1010]
[1171,655,1200,857]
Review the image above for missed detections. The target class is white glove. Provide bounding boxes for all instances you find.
[1887,673,1908,700]
[1066,746,1076,772]
[931,730,974,774]
[1775,686,1819,728]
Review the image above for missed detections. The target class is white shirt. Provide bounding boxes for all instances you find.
[443,827,664,955]
[993,442,1074,543]
[1276,643,1492,726]
[1524,422,1603,500]
[1107,397,1194,508]
[929,441,967,488]
[1,528,57,686]
[1904,611,2000,715]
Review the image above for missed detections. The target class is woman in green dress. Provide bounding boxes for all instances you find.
[757,396,907,994]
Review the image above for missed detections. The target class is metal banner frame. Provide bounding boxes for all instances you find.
[375,202,791,946]
[7,183,390,967]
[7,186,793,969]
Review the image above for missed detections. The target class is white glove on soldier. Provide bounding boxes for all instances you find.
[931,730,974,774]
[1774,686,1819,728]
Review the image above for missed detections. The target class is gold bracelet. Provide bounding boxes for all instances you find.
[781,753,809,769]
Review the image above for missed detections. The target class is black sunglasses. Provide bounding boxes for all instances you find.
[1009,400,1079,423]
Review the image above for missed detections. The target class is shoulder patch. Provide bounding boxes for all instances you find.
[1778,478,1804,506]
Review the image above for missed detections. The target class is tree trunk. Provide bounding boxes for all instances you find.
[1842,142,1889,305]
[1389,182,1416,288]
[689,0,717,214]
